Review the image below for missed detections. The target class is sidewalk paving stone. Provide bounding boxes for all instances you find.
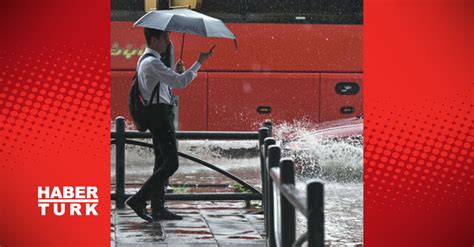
[112,201,265,246]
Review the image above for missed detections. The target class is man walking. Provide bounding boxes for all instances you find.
[126,28,212,222]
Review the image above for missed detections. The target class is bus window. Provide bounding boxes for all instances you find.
[200,0,363,24]
[111,0,363,24]
[112,0,145,21]
[200,0,246,22]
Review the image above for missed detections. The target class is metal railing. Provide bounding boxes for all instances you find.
[111,116,262,208]
[259,125,325,247]
[111,117,325,246]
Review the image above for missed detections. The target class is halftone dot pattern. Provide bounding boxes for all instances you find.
[364,92,473,210]
[0,43,110,169]
[363,0,473,246]
[0,1,110,246]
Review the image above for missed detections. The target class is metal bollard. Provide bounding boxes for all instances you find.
[280,158,296,247]
[263,120,273,137]
[267,145,281,247]
[258,127,270,194]
[258,127,270,147]
[307,181,324,247]
[264,138,276,160]
[263,137,276,241]
[115,117,126,208]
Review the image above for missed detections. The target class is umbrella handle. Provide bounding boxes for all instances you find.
[180,33,185,61]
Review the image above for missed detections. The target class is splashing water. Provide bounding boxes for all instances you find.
[273,121,363,182]
[274,121,363,244]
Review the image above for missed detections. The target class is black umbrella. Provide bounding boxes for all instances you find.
[135,8,237,59]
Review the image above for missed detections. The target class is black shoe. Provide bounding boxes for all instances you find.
[152,208,183,221]
[125,195,153,222]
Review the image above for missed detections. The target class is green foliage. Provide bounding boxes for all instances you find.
[172,185,189,194]
[233,183,252,193]
[233,184,261,209]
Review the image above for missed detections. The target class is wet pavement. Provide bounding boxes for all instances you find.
[111,137,363,246]
[111,201,266,246]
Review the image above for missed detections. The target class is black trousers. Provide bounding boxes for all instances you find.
[135,103,179,211]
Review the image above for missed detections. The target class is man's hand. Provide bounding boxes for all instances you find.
[198,46,215,64]
[175,60,185,73]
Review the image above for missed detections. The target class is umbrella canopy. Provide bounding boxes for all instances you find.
[134,9,236,40]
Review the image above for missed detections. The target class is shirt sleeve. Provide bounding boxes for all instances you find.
[142,58,201,89]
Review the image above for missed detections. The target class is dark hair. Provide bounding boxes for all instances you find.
[144,28,173,67]
[144,28,165,46]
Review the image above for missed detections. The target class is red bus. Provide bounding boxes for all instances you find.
[111,0,363,131]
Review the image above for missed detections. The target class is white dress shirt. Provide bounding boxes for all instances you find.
[138,47,201,105]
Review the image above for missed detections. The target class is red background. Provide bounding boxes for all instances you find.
[0,1,110,246]
[364,0,473,246]
[0,0,472,246]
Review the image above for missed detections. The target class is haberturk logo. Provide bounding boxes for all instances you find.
[37,186,99,216]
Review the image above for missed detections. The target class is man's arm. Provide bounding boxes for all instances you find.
[143,49,213,89]
[143,59,200,89]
